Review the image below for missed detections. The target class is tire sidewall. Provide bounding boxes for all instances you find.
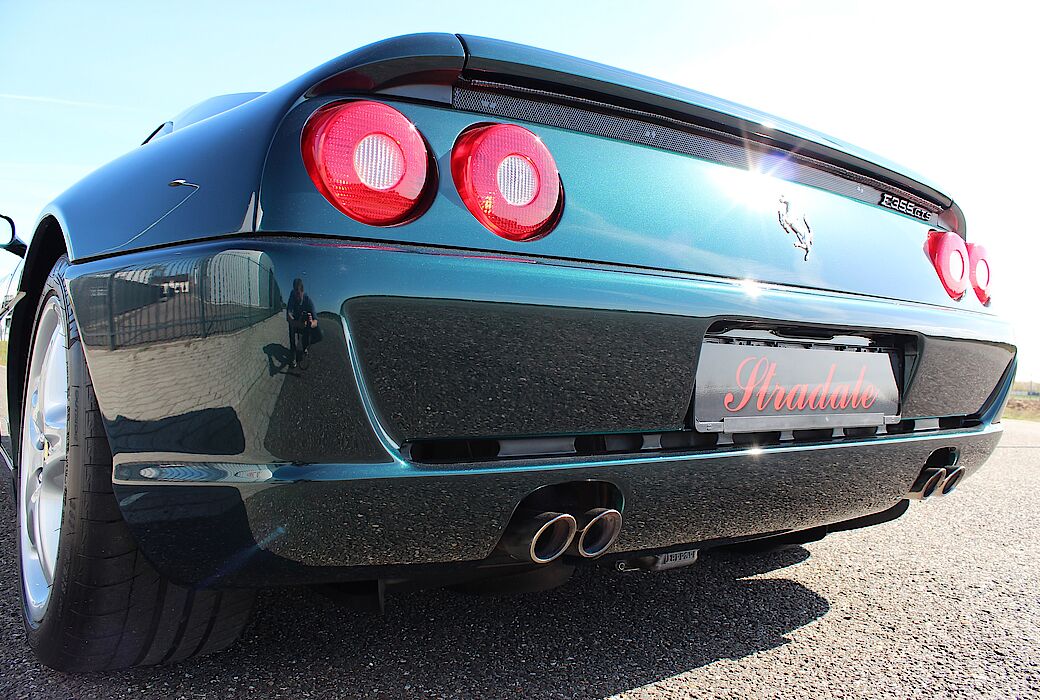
[16,256,85,653]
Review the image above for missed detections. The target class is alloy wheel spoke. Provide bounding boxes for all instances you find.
[39,330,68,443]
[31,483,47,573]
[25,478,40,548]
[19,298,68,618]
[40,451,66,493]
[29,389,46,450]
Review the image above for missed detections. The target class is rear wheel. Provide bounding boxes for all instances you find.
[16,256,256,671]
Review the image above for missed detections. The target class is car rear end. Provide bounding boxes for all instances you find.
[66,35,1015,588]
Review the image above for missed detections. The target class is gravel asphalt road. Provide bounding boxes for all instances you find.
[1,421,1038,699]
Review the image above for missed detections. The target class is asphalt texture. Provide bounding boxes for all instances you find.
[1,421,1038,699]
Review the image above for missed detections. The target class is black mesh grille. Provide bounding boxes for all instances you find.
[402,417,977,464]
[453,83,940,226]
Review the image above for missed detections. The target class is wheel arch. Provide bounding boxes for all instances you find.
[8,212,71,469]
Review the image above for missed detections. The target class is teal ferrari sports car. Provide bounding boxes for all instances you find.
[0,34,1013,671]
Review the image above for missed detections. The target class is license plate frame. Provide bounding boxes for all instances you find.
[692,339,901,434]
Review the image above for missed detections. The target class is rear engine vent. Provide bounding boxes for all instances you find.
[402,417,979,465]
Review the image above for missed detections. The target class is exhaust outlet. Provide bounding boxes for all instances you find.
[939,466,965,495]
[500,511,577,564]
[574,508,623,559]
[908,467,947,500]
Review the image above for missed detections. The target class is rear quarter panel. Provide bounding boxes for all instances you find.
[34,34,468,262]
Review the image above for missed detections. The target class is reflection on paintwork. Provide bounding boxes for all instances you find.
[61,237,1015,587]
[67,247,388,467]
[64,238,1016,471]
[285,277,319,368]
[75,250,281,350]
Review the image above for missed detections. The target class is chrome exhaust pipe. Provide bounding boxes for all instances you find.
[939,466,965,495]
[908,467,947,500]
[500,511,577,564]
[573,508,623,559]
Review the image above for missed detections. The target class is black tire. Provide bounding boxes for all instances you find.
[16,256,256,671]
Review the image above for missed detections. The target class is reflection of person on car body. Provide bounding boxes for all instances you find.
[286,277,317,368]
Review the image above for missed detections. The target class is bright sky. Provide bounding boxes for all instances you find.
[2,1,1036,378]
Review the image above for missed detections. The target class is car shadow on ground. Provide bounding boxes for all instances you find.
[0,503,829,700]
[262,342,292,376]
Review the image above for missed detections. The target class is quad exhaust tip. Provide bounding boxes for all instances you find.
[908,467,947,500]
[940,466,964,495]
[908,463,966,500]
[574,508,624,559]
[501,507,624,564]
[501,511,578,564]
[530,513,578,563]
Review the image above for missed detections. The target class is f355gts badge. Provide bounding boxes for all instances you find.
[778,195,812,261]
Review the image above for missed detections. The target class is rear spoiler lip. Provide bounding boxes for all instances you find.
[299,33,963,234]
[456,34,962,232]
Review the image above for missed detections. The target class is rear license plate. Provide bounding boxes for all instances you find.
[692,341,900,433]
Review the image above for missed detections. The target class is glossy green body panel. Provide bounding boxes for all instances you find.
[260,97,979,310]
[28,33,467,262]
[61,237,1013,584]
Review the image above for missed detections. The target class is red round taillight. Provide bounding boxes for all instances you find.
[927,230,969,300]
[302,101,431,226]
[451,124,562,241]
[966,242,991,304]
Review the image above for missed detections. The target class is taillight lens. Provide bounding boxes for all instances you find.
[966,242,991,304]
[927,230,969,300]
[302,101,431,226]
[451,124,562,241]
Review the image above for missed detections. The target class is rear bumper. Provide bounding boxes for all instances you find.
[64,236,1015,586]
